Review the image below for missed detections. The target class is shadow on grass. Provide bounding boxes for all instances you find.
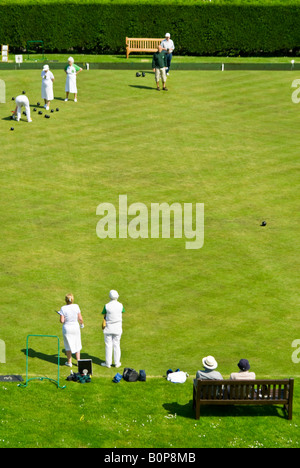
[21,348,105,367]
[163,400,287,419]
[21,348,65,366]
[80,353,105,367]
[129,85,155,91]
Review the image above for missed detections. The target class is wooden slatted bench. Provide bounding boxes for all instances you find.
[126,37,164,59]
[193,379,294,420]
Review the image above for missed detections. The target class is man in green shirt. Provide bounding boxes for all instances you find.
[152,45,168,91]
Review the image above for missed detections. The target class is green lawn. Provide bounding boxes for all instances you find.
[0,69,299,448]
[1,379,299,448]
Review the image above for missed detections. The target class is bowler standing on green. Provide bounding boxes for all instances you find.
[152,45,168,91]
[64,56,83,102]
[101,290,125,369]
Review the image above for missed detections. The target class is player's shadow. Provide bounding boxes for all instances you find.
[21,348,65,366]
[20,348,105,367]
[129,85,155,91]
[80,353,105,367]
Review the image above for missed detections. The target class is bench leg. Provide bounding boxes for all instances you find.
[286,403,293,420]
[287,379,294,420]
[193,386,200,419]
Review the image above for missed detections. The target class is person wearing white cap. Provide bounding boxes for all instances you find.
[41,64,55,110]
[160,33,175,75]
[64,56,83,102]
[101,290,125,368]
[196,355,223,381]
[12,94,32,122]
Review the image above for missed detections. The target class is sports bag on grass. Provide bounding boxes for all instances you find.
[123,368,139,382]
[66,372,91,384]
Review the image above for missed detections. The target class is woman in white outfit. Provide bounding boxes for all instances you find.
[101,290,125,368]
[13,94,32,122]
[41,64,54,110]
[64,56,83,102]
[59,293,84,368]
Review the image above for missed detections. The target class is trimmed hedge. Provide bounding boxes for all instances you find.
[0,3,299,56]
[1,0,300,4]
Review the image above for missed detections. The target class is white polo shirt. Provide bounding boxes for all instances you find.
[160,39,175,52]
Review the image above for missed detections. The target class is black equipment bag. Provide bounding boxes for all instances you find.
[123,368,139,382]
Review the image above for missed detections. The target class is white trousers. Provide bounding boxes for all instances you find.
[15,96,31,122]
[104,334,121,366]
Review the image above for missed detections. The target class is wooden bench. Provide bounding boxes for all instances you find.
[193,379,294,420]
[126,38,164,59]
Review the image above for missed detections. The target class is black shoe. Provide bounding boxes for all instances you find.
[163,87,168,91]
[157,87,161,91]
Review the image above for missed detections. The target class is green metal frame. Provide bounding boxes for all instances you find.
[18,334,66,389]
[26,40,45,61]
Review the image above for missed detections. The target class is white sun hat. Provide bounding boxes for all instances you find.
[109,290,119,300]
[165,33,171,37]
[43,64,49,71]
[68,56,74,63]
[202,355,218,370]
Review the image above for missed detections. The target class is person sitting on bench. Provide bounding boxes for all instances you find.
[196,355,223,381]
[230,358,256,380]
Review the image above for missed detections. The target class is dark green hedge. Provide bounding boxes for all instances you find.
[0,3,299,56]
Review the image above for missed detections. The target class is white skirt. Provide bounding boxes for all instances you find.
[41,82,54,101]
[65,74,77,93]
[63,322,82,354]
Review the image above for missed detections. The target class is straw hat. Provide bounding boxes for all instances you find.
[202,355,218,370]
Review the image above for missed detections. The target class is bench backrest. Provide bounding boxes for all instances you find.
[126,38,164,51]
[196,379,293,402]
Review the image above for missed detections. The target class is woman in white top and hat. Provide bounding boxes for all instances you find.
[101,290,125,369]
[41,64,54,110]
[64,56,83,102]
[59,293,84,367]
